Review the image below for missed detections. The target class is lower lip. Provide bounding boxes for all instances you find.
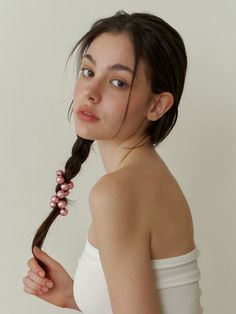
[77,111,99,122]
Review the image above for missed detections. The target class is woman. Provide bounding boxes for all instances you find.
[23,10,203,313]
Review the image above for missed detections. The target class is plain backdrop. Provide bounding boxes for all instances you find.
[0,0,235,313]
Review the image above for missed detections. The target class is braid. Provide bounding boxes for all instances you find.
[31,136,94,273]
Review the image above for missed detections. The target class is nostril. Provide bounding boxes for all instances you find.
[89,95,96,101]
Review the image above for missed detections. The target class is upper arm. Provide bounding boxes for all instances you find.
[89,176,160,314]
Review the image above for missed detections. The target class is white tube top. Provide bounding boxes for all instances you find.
[73,238,203,314]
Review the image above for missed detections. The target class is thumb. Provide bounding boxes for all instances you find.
[33,246,58,270]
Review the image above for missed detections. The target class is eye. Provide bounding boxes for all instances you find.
[111,79,128,89]
[80,68,94,77]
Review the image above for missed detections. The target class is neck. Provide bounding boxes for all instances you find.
[96,137,157,174]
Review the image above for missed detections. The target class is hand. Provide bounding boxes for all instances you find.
[23,246,79,310]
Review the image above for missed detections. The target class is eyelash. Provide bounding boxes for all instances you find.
[79,68,129,89]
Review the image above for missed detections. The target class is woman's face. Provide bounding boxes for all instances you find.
[73,31,154,143]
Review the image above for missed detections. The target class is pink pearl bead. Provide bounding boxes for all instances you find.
[58,200,67,208]
[60,208,68,216]
[51,195,59,203]
[65,190,69,196]
[61,183,69,191]
[68,181,74,189]
[57,190,66,199]
[50,201,56,208]
[56,170,64,176]
[56,176,65,184]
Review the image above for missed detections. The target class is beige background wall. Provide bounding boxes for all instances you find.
[0,0,235,313]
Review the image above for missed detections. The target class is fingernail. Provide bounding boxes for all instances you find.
[34,246,40,252]
[46,281,53,288]
[38,272,45,277]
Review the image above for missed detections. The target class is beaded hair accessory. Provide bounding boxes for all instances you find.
[49,169,74,216]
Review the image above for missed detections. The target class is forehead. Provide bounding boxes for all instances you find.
[84,32,149,82]
[86,32,134,64]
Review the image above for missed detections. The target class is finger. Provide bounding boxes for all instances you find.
[23,276,41,291]
[27,269,46,286]
[23,276,51,295]
[23,285,45,296]
[33,246,58,270]
[27,269,53,288]
[23,285,37,295]
[27,257,45,277]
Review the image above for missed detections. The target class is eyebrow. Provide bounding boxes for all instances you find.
[82,53,134,75]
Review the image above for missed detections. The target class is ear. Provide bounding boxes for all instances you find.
[147,92,174,121]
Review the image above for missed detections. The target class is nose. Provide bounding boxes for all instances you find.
[84,80,102,104]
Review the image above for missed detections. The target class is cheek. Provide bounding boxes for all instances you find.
[102,87,129,112]
[73,80,84,100]
[128,93,146,117]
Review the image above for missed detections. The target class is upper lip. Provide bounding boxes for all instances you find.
[77,105,99,119]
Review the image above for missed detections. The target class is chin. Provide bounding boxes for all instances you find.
[74,123,114,141]
[75,131,95,141]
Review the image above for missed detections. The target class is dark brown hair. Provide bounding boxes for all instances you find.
[31,10,187,273]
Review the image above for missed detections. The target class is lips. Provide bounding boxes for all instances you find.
[77,105,98,119]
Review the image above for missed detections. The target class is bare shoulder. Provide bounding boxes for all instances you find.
[90,169,131,193]
[88,156,196,258]
[88,171,161,313]
[88,170,140,216]
[88,166,152,214]
[88,170,151,256]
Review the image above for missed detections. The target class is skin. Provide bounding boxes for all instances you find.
[23,246,79,310]
[73,31,195,258]
[76,32,195,313]
[23,31,195,312]
[73,31,174,173]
